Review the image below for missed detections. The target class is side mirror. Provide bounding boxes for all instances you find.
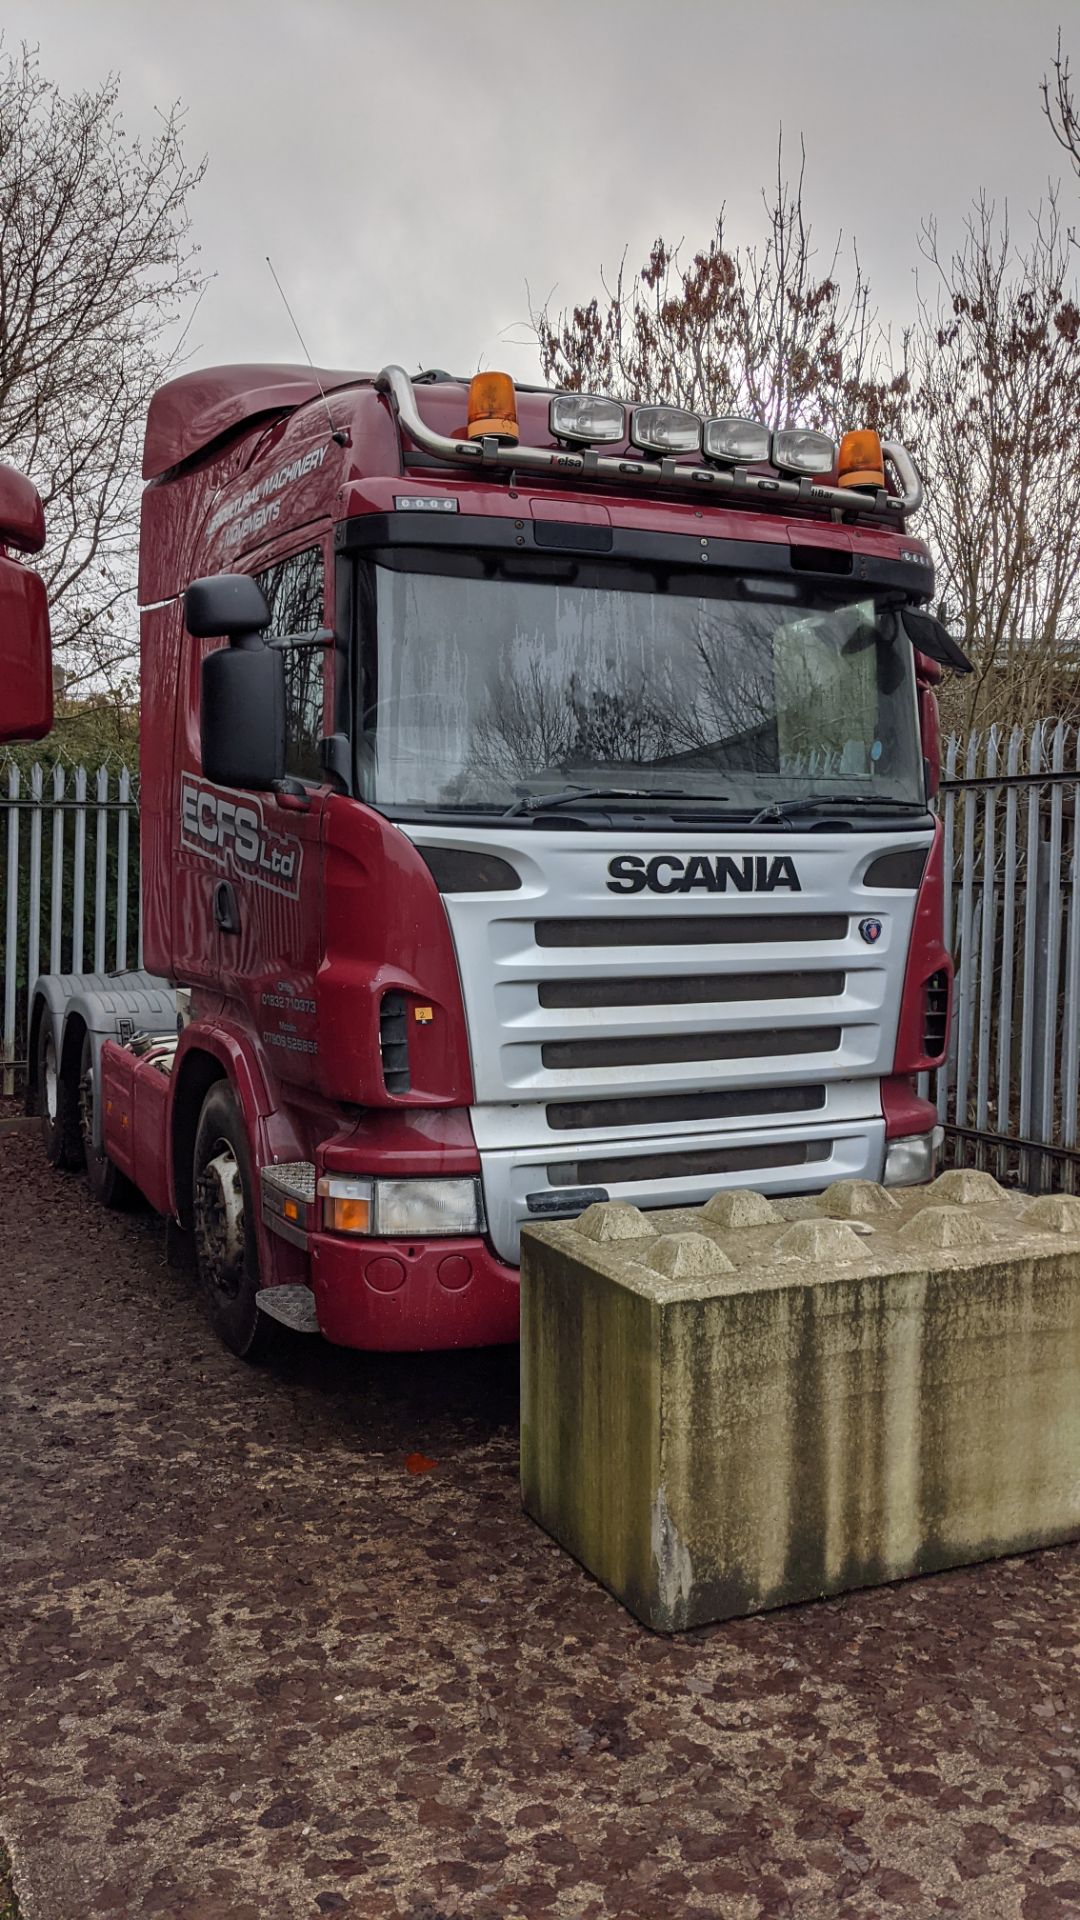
[0,554,52,743]
[200,644,285,791]
[0,463,46,555]
[187,572,283,791]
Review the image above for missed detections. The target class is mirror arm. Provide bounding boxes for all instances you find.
[269,627,335,653]
[320,731,352,795]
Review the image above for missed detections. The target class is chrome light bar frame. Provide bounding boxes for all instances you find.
[375,364,923,522]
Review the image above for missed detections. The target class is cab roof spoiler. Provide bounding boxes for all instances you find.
[375,363,924,525]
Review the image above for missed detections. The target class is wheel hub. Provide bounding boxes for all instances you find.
[195,1144,246,1299]
[43,1033,58,1125]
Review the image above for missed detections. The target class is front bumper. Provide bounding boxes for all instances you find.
[309,1232,519,1351]
[478,1113,890,1264]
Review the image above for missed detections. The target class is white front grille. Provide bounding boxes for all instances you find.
[402,824,928,1262]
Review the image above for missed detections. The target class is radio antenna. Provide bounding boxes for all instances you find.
[266,255,348,445]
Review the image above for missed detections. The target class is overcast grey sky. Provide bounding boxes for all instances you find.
[7,0,1079,386]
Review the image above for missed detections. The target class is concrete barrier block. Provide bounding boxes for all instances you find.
[520,1181,1080,1632]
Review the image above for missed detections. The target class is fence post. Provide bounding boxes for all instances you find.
[94,765,109,974]
[1035,721,1067,1188]
[995,725,1024,1158]
[938,734,960,1126]
[1017,722,1045,1187]
[116,765,130,972]
[25,763,43,1065]
[953,732,980,1131]
[1062,729,1080,1193]
[974,727,1000,1166]
[49,764,65,976]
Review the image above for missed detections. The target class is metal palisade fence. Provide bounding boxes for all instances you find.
[1,757,140,1094]
[940,717,1080,1191]
[1,727,1079,1192]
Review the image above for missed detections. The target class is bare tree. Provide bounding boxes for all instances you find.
[532,128,1080,738]
[0,44,206,694]
[534,138,906,440]
[1042,30,1080,207]
[905,193,1080,731]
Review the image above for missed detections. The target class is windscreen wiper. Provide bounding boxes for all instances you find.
[749,794,930,827]
[502,785,705,818]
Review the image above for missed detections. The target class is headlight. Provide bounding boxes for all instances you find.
[882,1131,940,1187]
[375,1178,485,1235]
[549,393,626,445]
[318,1174,485,1236]
[771,428,836,476]
[629,405,701,455]
[702,417,771,465]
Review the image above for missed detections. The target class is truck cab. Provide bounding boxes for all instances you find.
[30,365,961,1356]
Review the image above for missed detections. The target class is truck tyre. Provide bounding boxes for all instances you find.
[192,1081,277,1360]
[37,1016,80,1169]
[79,1030,135,1209]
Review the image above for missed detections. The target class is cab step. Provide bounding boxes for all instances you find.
[261,1160,316,1249]
[256,1285,320,1334]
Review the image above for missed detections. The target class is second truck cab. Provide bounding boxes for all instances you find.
[0,463,51,744]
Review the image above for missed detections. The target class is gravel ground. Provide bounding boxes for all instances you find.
[2,1122,1080,1920]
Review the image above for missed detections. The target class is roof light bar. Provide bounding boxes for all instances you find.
[629,406,701,456]
[549,393,625,445]
[703,417,771,466]
[771,429,837,477]
[374,366,923,520]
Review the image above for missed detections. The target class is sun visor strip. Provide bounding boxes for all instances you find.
[336,512,936,596]
[901,607,974,674]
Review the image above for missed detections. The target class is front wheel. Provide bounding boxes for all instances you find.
[192,1081,277,1360]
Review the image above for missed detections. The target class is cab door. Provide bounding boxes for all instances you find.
[214,537,334,1092]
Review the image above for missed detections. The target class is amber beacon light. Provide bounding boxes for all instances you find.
[837,429,886,492]
[466,372,519,444]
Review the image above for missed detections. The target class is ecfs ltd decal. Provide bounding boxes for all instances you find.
[179,776,303,899]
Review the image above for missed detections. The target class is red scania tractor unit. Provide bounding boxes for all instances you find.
[29,364,967,1357]
[0,462,52,744]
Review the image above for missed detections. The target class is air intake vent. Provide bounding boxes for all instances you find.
[379,991,410,1093]
[539,970,843,1010]
[536,914,846,949]
[864,848,928,890]
[419,847,521,893]
[548,1139,830,1189]
[547,1084,826,1133]
[541,1027,841,1072]
[923,969,950,1060]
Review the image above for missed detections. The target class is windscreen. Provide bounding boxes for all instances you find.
[357,557,924,816]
